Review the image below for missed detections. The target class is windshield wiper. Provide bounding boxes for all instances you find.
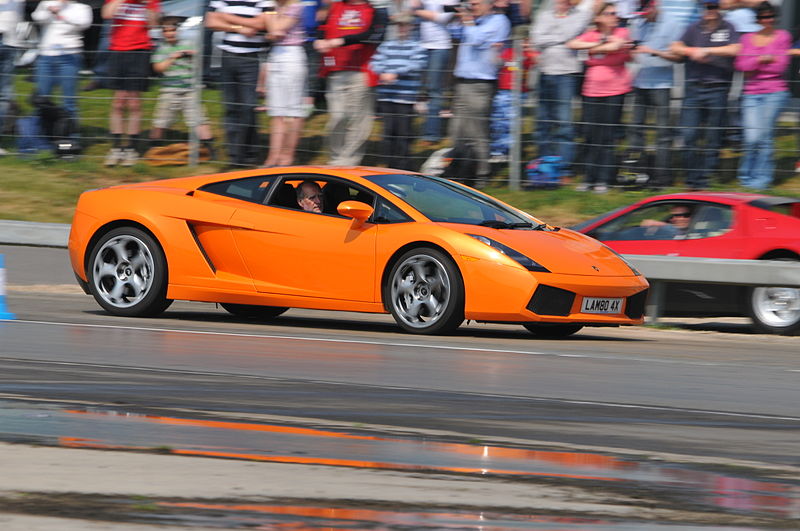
[478,220,533,229]
[532,223,560,232]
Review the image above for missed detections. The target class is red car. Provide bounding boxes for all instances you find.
[573,192,800,335]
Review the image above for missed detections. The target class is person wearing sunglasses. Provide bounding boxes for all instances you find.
[640,205,693,237]
[670,0,741,191]
[733,1,789,190]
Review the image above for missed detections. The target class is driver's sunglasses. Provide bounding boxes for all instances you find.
[670,212,690,219]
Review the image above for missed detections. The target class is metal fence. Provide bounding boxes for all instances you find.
[5,11,800,191]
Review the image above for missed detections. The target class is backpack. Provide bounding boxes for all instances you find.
[524,156,563,189]
[32,95,81,158]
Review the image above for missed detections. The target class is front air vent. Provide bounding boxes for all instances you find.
[527,285,576,316]
[625,289,648,319]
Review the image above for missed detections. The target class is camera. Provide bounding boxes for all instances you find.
[442,1,468,13]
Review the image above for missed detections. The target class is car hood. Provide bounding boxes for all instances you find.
[444,224,638,277]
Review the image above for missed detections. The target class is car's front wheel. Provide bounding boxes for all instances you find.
[220,303,288,320]
[87,227,172,317]
[523,323,583,338]
[385,247,464,334]
[748,286,800,335]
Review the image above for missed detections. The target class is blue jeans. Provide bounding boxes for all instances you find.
[738,90,788,190]
[36,54,82,124]
[0,44,18,137]
[680,82,729,189]
[535,74,576,170]
[421,48,450,142]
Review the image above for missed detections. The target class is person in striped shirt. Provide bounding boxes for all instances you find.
[369,12,426,170]
[206,0,274,166]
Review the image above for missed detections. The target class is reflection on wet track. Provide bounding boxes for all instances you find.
[1,400,798,523]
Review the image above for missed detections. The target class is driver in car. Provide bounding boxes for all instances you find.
[641,205,692,237]
[296,181,324,213]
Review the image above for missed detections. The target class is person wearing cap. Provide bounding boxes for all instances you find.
[369,12,427,169]
[734,1,790,189]
[626,0,686,187]
[671,0,741,190]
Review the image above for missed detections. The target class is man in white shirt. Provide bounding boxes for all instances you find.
[32,0,93,137]
[0,0,24,153]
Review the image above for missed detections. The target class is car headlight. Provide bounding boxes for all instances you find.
[468,234,550,272]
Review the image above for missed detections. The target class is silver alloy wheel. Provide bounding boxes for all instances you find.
[91,234,155,309]
[751,287,800,329]
[390,254,451,329]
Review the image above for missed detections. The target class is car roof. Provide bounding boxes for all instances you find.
[109,166,417,192]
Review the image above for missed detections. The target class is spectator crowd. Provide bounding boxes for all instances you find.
[1,0,800,191]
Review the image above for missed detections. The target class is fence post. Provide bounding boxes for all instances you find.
[509,36,523,191]
[188,17,206,167]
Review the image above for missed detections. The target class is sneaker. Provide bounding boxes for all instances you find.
[574,183,591,192]
[488,153,508,164]
[104,147,124,167]
[795,161,800,173]
[0,147,8,156]
[593,184,609,194]
[120,148,139,167]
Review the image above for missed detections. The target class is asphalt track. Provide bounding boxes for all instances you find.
[1,244,799,466]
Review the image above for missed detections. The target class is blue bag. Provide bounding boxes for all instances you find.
[525,156,563,189]
[16,116,52,154]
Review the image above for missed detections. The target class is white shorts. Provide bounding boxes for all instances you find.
[267,45,308,118]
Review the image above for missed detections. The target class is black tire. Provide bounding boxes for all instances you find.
[87,227,172,317]
[384,247,464,334]
[523,323,583,338]
[746,258,800,335]
[220,303,288,320]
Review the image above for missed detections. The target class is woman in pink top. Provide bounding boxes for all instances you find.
[567,2,632,193]
[734,1,790,190]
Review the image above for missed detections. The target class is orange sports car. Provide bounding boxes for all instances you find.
[68,167,649,336]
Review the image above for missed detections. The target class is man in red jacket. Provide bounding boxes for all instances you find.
[314,0,386,165]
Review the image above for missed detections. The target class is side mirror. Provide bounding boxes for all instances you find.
[337,200,374,226]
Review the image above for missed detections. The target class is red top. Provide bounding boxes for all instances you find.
[319,1,378,86]
[497,47,537,91]
[578,27,632,97]
[107,0,160,51]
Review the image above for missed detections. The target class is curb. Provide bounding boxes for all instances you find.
[0,220,70,248]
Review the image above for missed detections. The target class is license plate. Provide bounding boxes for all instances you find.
[581,297,623,314]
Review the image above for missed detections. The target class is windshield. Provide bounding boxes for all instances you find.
[364,174,533,227]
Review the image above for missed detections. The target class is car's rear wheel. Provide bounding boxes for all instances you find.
[385,247,464,334]
[87,227,172,317]
[523,323,583,338]
[220,303,288,320]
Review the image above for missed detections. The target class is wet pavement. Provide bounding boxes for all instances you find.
[0,399,798,529]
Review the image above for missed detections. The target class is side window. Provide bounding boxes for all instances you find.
[374,198,412,224]
[685,205,732,239]
[199,176,276,204]
[266,176,377,217]
[593,203,685,241]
